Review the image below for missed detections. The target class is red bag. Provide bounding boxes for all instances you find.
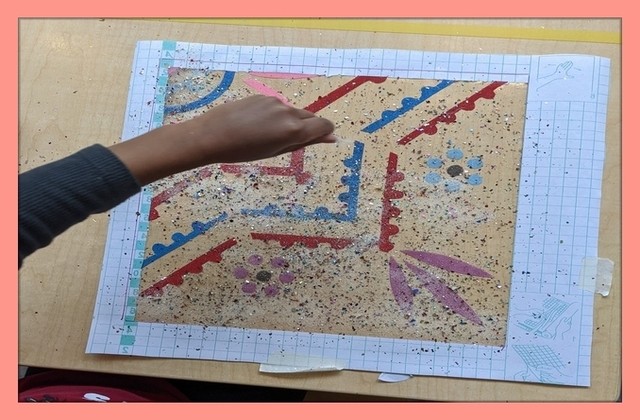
[18,369,190,402]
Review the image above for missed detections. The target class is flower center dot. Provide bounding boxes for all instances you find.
[256,271,272,282]
[447,164,464,177]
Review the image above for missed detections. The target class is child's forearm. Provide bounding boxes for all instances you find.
[109,95,336,186]
[109,123,202,186]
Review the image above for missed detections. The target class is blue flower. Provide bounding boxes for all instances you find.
[424,147,484,191]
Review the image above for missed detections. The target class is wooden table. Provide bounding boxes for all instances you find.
[18,18,621,401]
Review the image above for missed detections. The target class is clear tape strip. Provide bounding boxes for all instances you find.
[259,353,346,373]
[578,257,614,296]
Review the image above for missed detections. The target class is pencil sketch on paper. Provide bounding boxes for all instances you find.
[134,68,528,346]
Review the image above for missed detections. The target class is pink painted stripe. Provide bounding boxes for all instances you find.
[248,72,314,79]
[389,257,414,311]
[405,261,483,325]
[402,250,493,278]
[242,77,291,104]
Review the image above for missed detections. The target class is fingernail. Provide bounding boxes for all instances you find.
[334,136,354,144]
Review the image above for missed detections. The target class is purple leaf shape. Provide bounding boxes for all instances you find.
[388,257,414,311]
[402,250,493,278]
[404,261,483,325]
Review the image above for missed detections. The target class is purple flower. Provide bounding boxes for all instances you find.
[232,254,295,297]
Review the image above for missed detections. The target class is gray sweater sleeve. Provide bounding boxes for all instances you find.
[18,144,141,267]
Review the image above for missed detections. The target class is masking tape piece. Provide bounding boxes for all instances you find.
[578,257,614,296]
[259,353,345,373]
[378,372,413,383]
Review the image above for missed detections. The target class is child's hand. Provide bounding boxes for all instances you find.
[182,94,337,163]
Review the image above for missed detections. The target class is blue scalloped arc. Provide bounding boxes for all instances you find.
[141,212,228,268]
[164,71,235,115]
[361,80,455,133]
[241,141,364,221]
